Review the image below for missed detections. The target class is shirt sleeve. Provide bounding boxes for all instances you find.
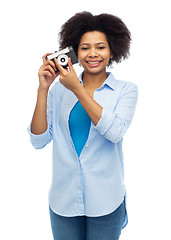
[94,83,138,143]
[27,89,53,149]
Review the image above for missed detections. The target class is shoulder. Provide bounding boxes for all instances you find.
[109,73,138,94]
[107,73,138,102]
[118,80,138,95]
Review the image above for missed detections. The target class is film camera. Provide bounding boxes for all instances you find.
[46,46,78,71]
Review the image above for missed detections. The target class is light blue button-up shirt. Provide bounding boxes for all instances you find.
[28,72,138,229]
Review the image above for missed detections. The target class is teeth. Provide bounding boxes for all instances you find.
[87,61,101,64]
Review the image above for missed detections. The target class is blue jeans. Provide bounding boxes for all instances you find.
[49,199,126,240]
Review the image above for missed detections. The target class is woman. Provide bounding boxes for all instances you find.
[28,11,138,240]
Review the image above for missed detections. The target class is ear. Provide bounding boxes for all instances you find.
[110,53,114,59]
[107,56,114,67]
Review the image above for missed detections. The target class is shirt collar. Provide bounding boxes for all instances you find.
[79,72,116,91]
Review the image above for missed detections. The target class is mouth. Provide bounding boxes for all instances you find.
[86,60,103,67]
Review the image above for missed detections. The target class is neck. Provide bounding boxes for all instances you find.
[82,70,108,89]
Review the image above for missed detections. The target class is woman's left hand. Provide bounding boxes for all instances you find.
[54,58,82,93]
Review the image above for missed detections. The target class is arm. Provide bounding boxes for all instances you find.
[73,86,103,126]
[31,53,59,135]
[94,83,138,143]
[55,58,138,143]
[73,80,138,143]
[28,53,59,149]
[31,87,49,134]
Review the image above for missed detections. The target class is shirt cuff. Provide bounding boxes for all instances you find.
[27,125,51,149]
[93,108,115,135]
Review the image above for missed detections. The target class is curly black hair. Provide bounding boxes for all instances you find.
[59,12,131,65]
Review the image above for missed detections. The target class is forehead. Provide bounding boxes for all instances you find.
[79,31,108,45]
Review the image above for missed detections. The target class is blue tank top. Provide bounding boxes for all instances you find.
[69,101,91,157]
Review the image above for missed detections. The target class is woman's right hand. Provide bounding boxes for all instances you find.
[38,53,60,91]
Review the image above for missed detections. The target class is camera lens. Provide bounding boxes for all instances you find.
[57,54,68,66]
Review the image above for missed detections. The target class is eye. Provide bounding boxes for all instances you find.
[81,47,88,50]
[98,46,105,50]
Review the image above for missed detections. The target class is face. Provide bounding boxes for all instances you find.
[77,31,113,75]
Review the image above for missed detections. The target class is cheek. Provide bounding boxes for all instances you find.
[77,49,84,59]
[104,53,112,63]
[104,50,111,59]
[78,52,86,62]
[78,58,84,66]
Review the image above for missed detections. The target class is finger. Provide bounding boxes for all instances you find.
[44,70,59,79]
[44,59,57,72]
[41,65,56,77]
[54,58,66,74]
[43,71,53,78]
[67,58,74,72]
[42,53,52,63]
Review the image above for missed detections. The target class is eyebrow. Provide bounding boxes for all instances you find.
[80,42,108,46]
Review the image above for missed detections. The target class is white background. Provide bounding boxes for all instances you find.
[0,0,171,239]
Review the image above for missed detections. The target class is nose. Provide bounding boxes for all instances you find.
[88,48,98,58]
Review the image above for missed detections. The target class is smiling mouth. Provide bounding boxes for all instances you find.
[86,60,103,65]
